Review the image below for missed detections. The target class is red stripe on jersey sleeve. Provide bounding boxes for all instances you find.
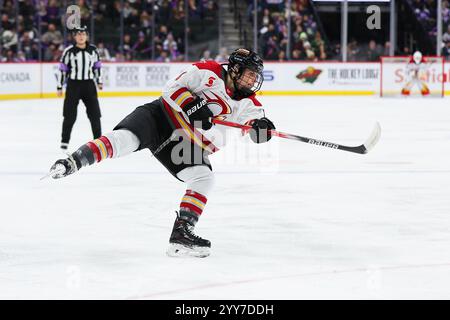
[170,87,189,101]
[179,96,195,109]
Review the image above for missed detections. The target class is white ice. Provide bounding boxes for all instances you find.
[1,95,450,299]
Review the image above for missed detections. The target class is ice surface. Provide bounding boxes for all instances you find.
[1,96,450,299]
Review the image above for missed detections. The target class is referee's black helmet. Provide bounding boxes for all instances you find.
[71,25,88,35]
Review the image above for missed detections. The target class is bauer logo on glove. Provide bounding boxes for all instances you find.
[181,96,213,130]
[185,98,208,116]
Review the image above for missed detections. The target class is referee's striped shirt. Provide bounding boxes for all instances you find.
[56,44,102,89]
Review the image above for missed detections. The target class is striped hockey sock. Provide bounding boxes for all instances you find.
[71,136,114,169]
[179,190,208,226]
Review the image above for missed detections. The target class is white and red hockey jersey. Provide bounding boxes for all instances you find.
[161,60,265,154]
[406,56,429,79]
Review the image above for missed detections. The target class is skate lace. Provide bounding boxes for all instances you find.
[185,225,203,241]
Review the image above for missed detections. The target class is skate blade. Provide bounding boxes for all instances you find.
[166,243,210,258]
[40,166,65,180]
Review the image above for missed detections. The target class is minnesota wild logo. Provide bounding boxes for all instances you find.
[296,66,322,84]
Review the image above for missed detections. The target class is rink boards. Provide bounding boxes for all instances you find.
[2,61,450,100]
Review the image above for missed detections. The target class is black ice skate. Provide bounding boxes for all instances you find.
[49,156,78,179]
[166,211,211,258]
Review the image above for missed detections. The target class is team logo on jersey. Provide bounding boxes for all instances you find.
[296,67,322,84]
[203,91,232,115]
[205,76,216,87]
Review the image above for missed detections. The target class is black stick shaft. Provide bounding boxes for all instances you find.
[212,119,378,155]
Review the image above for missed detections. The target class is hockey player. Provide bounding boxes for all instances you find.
[401,51,430,96]
[46,48,275,258]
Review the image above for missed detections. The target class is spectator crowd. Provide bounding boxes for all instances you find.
[408,0,450,60]
[251,0,328,61]
[0,0,217,62]
[1,0,430,63]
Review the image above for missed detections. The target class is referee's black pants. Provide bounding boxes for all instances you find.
[61,79,102,144]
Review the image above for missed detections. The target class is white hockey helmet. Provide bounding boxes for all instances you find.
[413,51,423,64]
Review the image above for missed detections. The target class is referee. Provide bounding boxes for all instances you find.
[56,26,103,151]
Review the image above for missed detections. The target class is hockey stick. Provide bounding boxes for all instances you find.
[41,119,379,181]
[212,119,381,154]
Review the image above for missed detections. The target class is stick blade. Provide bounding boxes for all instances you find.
[361,122,381,154]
